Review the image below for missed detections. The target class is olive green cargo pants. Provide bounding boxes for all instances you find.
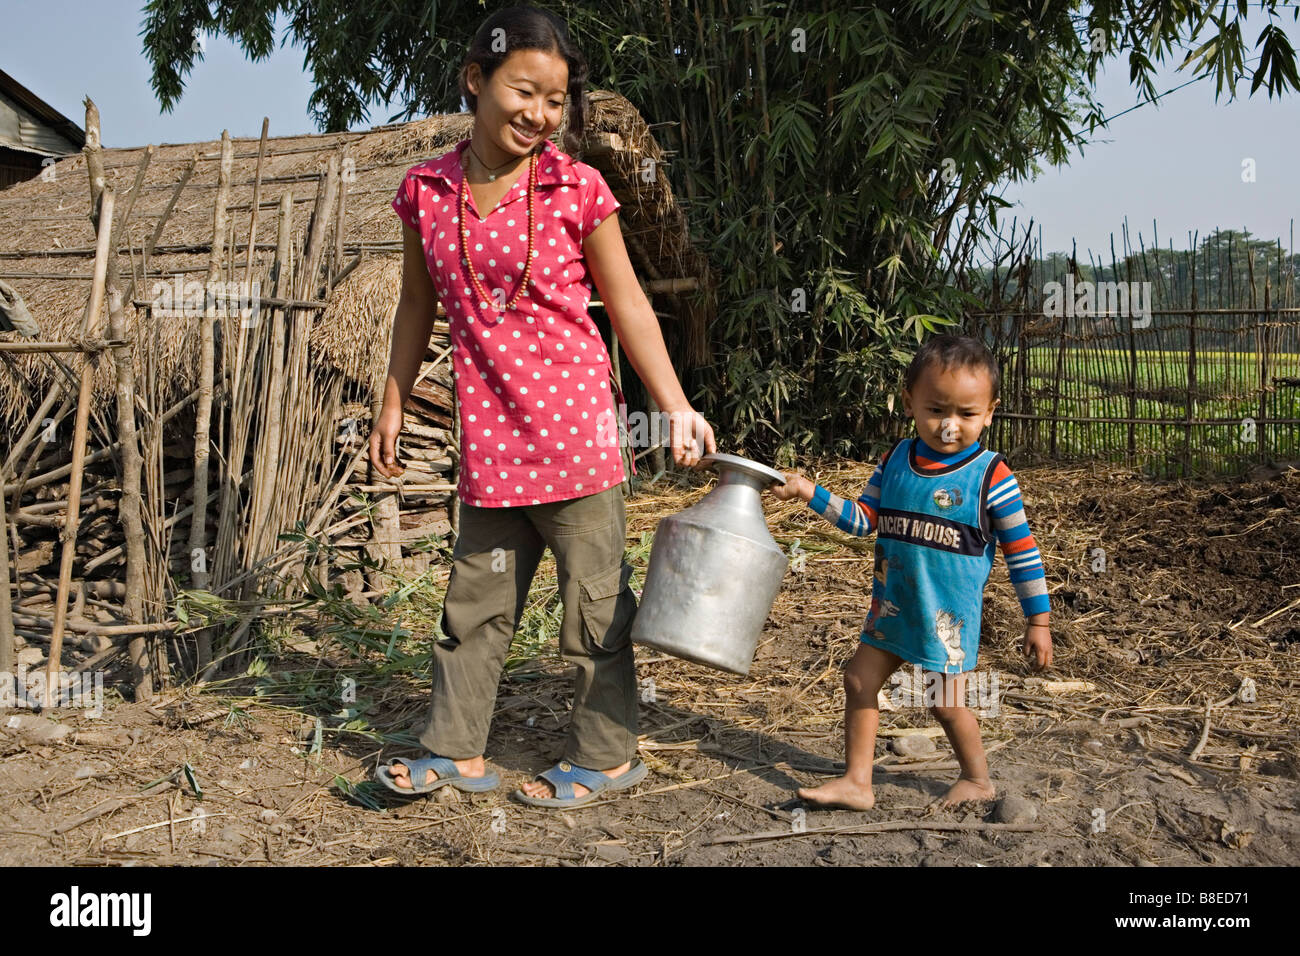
[417,485,639,770]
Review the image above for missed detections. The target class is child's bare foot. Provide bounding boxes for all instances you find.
[937,776,995,809]
[798,776,876,810]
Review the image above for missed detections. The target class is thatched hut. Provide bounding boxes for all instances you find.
[0,90,713,687]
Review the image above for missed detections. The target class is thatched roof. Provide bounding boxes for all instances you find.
[0,90,713,425]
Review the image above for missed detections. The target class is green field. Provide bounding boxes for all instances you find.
[996,348,1300,475]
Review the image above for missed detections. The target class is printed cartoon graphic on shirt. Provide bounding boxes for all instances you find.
[935,609,966,669]
[873,545,889,587]
[933,486,963,509]
[864,595,901,640]
[866,543,903,634]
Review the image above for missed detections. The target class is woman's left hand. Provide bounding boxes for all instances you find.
[668,409,717,468]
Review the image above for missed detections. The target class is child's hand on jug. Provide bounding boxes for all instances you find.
[769,472,813,502]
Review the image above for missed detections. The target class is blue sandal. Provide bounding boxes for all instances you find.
[511,758,648,808]
[374,753,500,795]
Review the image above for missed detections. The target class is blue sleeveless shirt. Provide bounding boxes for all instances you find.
[862,437,1005,673]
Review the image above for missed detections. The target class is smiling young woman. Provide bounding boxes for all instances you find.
[369,5,716,809]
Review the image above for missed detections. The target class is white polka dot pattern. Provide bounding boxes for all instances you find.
[391,138,625,508]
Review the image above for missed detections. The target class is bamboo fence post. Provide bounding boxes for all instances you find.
[1247,247,1260,466]
[1106,231,1128,461]
[333,146,349,280]
[83,97,105,223]
[1107,240,1123,459]
[0,488,13,687]
[279,157,338,591]
[1048,259,1071,457]
[103,143,157,698]
[242,117,270,293]
[1012,258,1030,451]
[1126,248,1139,462]
[298,158,339,303]
[247,192,293,564]
[191,130,233,671]
[1259,275,1272,461]
[219,211,235,496]
[47,191,115,703]
[1185,252,1198,476]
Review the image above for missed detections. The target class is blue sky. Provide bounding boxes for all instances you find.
[2,1,1296,260]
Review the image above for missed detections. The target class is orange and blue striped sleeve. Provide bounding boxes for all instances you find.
[805,445,893,537]
[986,461,1050,617]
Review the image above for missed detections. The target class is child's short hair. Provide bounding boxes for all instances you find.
[903,333,1000,400]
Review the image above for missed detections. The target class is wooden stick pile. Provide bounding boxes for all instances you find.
[2,105,458,697]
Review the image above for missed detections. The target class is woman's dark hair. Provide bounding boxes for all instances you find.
[459,6,590,154]
[903,333,1000,400]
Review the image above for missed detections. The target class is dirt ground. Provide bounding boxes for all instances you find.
[3,458,1298,866]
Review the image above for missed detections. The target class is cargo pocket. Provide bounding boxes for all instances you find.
[435,565,463,649]
[578,562,637,654]
[436,604,460,649]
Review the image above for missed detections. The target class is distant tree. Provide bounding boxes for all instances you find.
[139,1,1300,458]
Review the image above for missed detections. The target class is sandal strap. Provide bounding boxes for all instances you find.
[538,760,609,800]
[399,753,458,788]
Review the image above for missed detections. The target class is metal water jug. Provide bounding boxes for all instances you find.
[631,453,789,675]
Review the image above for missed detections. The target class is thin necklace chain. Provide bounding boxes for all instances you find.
[467,139,521,181]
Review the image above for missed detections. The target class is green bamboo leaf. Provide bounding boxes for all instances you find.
[866,127,895,157]
[182,762,202,799]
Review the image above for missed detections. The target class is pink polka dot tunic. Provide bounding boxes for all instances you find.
[392,138,625,508]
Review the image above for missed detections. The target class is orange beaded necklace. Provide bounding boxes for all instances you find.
[458,144,538,315]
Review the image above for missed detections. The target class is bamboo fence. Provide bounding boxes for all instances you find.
[964,222,1300,477]
[0,92,709,700]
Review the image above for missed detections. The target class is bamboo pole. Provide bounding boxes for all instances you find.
[1260,275,1272,461]
[3,383,62,478]
[46,190,114,704]
[1185,250,1198,475]
[1248,247,1261,466]
[333,145,349,280]
[275,158,338,594]
[2,389,202,496]
[0,340,127,354]
[1048,253,1071,456]
[246,193,293,564]
[242,117,270,293]
[0,486,13,689]
[190,130,233,671]
[296,155,339,304]
[144,152,201,271]
[1124,234,1139,461]
[107,200,154,699]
